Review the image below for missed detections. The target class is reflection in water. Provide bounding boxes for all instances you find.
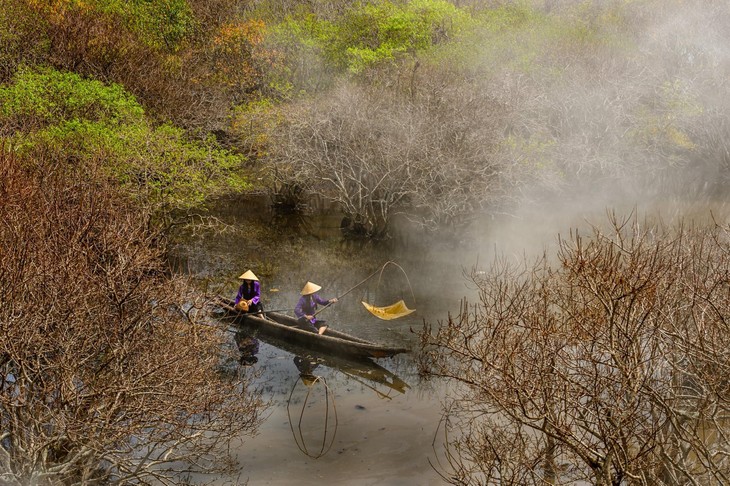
[285,351,412,458]
[234,330,259,366]
[251,326,411,396]
[338,366,409,400]
[293,355,320,377]
[174,194,453,482]
[288,356,337,459]
[271,208,315,237]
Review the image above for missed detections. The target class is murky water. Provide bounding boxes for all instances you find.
[216,342,448,486]
[172,195,467,485]
[174,194,730,484]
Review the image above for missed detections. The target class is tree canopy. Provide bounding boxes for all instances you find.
[2,0,730,482]
[0,67,249,214]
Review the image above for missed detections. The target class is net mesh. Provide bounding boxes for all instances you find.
[361,300,415,320]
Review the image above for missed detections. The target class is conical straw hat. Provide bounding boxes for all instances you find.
[238,270,259,281]
[301,374,318,387]
[300,281,321,295]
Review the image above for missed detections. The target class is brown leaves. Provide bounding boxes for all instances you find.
[420,214,730,485]
[0,150,261,483]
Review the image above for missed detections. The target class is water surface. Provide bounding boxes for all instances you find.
[175,194,729,484]
[174,196,460,484]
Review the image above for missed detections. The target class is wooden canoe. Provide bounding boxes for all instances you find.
[215,297,409,359]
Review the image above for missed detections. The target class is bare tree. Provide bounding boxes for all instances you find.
[419,213,730,485]
[0,150,262,485]
[267,79,510,238]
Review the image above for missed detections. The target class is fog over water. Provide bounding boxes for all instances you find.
[178,197,730,485]
[174,2,730,483]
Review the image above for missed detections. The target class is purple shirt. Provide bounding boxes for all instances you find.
[295,293,330,323]
[235,280,260,305]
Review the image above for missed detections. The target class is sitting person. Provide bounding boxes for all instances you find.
[293,355,320,386]
[235,330,259,366]
[235,270,263,314]
[295,281,337,335]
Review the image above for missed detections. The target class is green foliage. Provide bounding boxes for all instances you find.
[268,0,473,77]
[0,0,205,127]
[230,97,284,158]
[0,66,144,128]
[472,3,538,32]
[427,4,547,74]
[263,14,337,97]
[0,67,249,212]
[332,0,473,73]
[130,0,196,51]
[65,0,196,51]
[427,3,628,80]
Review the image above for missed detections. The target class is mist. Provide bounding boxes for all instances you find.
[267,1,730,274]
[456,0,730,262]
[201,3,730,483]
[372,0,730,304]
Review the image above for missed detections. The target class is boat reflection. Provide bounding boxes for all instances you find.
[237,326,410,396]
[236,331,411,458]
[284,352,410,458]
[311,352,410,397]
[233,329,259,366]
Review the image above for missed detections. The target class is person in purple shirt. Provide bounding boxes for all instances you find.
[235,270,262,314]
[295,281,337,335]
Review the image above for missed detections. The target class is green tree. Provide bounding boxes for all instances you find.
[0,0,266,128]
[0,67,249,214]
[262,0,473,96]
[326,0,472,73]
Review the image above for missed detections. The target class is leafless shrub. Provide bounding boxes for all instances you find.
[420,213,730,485]
[267,79,511,239]
[0,150,262,485]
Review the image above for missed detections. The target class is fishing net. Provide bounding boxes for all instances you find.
[361,299,415,320]
[323,261,415,321]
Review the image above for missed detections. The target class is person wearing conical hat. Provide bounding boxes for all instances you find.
[294,355,320,385]
[235,329,259,366]
[294,281,337,335]
[235,270,262,314]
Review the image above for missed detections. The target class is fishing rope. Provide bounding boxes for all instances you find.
[313,260,416,317]
[372,260,416,305]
